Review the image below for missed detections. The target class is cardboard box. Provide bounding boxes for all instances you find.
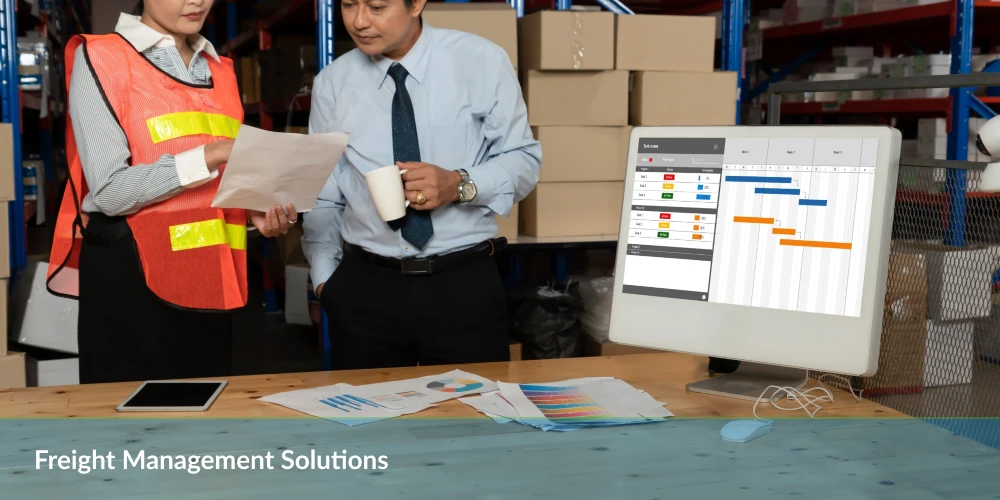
[278,223,305,265]
[0,279,6,357]
[35,358,79,387]
[518,10,614,70]
[0,203,8,279]
[423,3,518,69]
[0,123,14,201]
[855,251,927,395]
[238,56,259,105]
[0,352,35,390]
[522,70,629,126]
[520,182,624,238]
[630,71,737,126]
[509,341,522,361]
[582,335,662,356]
[496,203,519,242]
[614,15,715,72]
[534,126,631,182]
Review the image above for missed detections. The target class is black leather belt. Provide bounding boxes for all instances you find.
[346,238,507,275]
[81,214,132,247]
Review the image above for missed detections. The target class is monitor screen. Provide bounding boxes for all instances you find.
[622,137,878,318]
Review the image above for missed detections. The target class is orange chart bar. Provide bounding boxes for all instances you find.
[734,216,775,224]
[772,228,796,235]
[780,239,852,250]
[693,234,703,240]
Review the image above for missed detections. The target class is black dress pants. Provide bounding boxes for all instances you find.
[77,213,235,384]
[321,247,510,370]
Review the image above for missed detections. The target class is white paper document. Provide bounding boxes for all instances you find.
[473,378,673,432]
[260,369,496,426]
[211,125,348,212]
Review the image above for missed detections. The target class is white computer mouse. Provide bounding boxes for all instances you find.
[721,419,773,443]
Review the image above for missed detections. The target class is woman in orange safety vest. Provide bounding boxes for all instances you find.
[47,0,296,384]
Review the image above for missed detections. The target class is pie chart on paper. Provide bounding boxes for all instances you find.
[425,378,484,393]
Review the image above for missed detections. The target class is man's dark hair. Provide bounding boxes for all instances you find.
[404,0,414,8]
[132,1,144,15]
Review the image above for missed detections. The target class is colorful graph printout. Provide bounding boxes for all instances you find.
[518,384,614,422]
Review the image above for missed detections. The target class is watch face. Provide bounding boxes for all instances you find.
[461,182,477,201]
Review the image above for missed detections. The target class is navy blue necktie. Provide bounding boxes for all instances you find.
[387,63,434,249]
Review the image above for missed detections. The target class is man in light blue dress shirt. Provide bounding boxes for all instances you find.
[303,0,541,369]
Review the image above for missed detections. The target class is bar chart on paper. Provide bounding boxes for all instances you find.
[708,138,877,317]
[622,137,878,318]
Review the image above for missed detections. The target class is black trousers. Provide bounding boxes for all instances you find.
[321,246,510,370]
[77,214,236,384]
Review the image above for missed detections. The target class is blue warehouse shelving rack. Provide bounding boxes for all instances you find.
[1,0,91,280]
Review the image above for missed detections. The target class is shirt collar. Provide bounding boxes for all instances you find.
[115,13,220,62]
[372,22,433,89]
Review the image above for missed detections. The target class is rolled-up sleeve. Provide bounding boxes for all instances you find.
[301,72,347,290]
[465,52,541,217]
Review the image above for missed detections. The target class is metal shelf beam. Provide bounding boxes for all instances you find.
[946,0,974,247]
[2,0,26,274]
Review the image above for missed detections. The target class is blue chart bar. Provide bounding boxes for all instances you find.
[755,188,801,195]
[697,184,704,190]
[696,194,711,201]
[725,176,793,183]
[799,199,828,206]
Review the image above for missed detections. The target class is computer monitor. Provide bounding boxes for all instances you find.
[608,126,901,400]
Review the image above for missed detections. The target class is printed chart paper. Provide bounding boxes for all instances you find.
[260,370,496,426]
[472,378,672,432]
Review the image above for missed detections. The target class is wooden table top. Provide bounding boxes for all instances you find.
[0,353,900,418]
[2,353,996,499]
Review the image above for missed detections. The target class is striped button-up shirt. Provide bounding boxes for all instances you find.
[69,13,220,216]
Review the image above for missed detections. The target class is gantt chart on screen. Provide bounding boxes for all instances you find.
[622,137,877,317]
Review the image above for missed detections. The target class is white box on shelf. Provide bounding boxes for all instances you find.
[10,262,78,354]
[972,53,1000,72]
[836,66,872,75]
[901,242,997,321]
[35,358,79,387]
[924,319,974,387]
[832,46,874,58]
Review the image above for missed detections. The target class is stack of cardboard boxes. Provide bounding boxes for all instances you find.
[517,10,628,238]
[0,124,22,389]
[620,15,737,127]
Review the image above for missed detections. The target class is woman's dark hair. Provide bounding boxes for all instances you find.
[132,1,144,15]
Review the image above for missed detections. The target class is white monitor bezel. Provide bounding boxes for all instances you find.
[608,126,901,376]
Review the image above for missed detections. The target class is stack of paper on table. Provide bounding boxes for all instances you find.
[260,369,497,426]
[460,377,673,431]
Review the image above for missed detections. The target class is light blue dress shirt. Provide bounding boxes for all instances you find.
[303,23,542,288]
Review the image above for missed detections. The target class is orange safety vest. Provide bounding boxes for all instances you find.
[46,33,249,311]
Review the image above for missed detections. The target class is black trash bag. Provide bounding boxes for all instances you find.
[507,282,584,360]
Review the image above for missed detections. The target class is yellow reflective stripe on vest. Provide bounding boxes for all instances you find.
[146,112,241,144]
[169,219,248,252]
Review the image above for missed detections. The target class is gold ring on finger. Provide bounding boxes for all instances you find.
[416,192,427,205]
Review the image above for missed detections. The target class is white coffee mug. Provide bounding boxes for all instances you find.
[365,165,410,222]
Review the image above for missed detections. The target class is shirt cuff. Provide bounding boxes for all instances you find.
[466,167,511,216]
[309,257,338,294]
[175,145,217,188]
